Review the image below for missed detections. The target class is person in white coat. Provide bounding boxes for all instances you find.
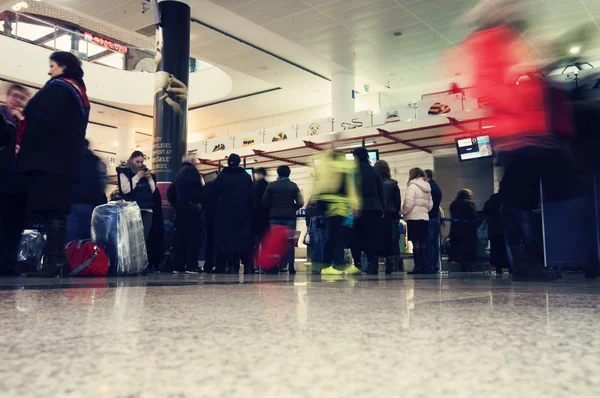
[402,168,434,274]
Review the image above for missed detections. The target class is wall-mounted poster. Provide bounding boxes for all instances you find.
[417,94,463,119]
[206,137,227,153]
[336,111,371,132]
[265,125,296,143]
[237,130,263,148]
[373,104,417,126]
[298,118,333,137]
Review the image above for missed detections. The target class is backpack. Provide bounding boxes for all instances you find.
[166,183,177,207]
[65,240,110,277]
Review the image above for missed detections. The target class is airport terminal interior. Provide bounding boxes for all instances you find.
[1,0,600,396]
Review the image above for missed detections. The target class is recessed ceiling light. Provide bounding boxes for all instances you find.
[393,31,402,37]
[569,46,581,55]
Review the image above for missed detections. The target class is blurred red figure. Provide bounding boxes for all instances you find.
[257,225,291,272]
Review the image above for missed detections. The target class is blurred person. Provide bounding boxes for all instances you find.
[17,52,90,278]
[118,151,156,243]
[262,165,304,274]
[202,175,218,273]
[213,154,253,274]
[402,168,433,275]
[248,167,270,274]
[461,0,571,280]
[0,86,30,276]
[147,182,165,273]
[172,154,204,274]
[351,147,384,275]
[66,139,107,242]
[449,189,479,272]
[374,160,403,274]
[425,169,443,274]
[483,192,510,274]
[306,199,326,274]
[311,149,359,275]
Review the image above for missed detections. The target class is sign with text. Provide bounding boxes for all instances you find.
[84,32,128,53]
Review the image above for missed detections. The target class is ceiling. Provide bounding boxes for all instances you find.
[8,0,600,133]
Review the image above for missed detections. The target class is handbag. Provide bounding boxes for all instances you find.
[303,233,311,246]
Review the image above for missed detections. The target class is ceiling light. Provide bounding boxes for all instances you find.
[569,46,581,55]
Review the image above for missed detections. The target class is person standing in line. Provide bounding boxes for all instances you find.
[311,149,360,275]
[16,52,90,278]
[449,189,479,272]
[172,154,204,274]
[351,148,384,275]
[483,192,509,274]
[425,169,443,274]
[118,151,156,244]
[374,160,403,274]
[202,176,218,273]
[213,154,253,274]
[262,165,304,274]
[247,167,270,274]
[402,168,433,275]
[0,85,30,276]
[66,139,107,242]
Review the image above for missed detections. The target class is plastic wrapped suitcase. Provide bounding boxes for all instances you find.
[91,201,148,276]
[16,230,45,274]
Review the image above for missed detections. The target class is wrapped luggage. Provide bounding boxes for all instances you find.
[16,230,45,274]
[91,201,148,276]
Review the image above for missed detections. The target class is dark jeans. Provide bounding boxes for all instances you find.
[174,208,203,272]
[309,218,325,264]
[270,219,297,266]
[427,218,441,272]
[66,203,95,243]
[323,216,345,267]
[500,205,544,275]
[0,193,27,274]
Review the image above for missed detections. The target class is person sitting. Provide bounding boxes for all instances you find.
[262,165,304,274]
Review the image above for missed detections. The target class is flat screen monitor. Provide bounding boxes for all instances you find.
[345,149,380,165]
[456,136,493,161]
[245,167,254,181]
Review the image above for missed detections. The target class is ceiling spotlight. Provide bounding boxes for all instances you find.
[569,46,581,55]
[393,31,402,37]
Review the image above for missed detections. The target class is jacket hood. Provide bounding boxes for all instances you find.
[409,178,431,193]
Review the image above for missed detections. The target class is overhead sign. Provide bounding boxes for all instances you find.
[84,32,128,53]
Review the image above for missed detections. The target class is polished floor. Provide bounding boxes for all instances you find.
[0,272,599,397]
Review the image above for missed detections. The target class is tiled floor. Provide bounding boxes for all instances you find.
[0,273,599,397]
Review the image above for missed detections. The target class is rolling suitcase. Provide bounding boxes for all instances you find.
[91,201,148,276]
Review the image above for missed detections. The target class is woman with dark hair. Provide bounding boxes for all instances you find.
[401,168,433,274]
[351,147,384,275]
[449,189,479,272]
[374,160,402,274]
[118,151,156,243]
[16,51,90,277]
[212,154,253,274]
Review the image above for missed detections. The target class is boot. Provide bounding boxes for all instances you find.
[421,248,434,274]
[408,248,423,275]
[289,263,296,275]
[396,255,405,272]
[28,219,69,278]
[367,255,379,275]
[385,256,394,275]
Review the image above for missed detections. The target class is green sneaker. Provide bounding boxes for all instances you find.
[345,265,362,275]
[321,266,344,275]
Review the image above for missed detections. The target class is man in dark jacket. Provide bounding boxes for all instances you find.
[352,147,384,275]
[213,154,253,274]
[173,154,204,274]
[262,165,304,274]
[375,160,402,274]
[483,193,509,274]
[0,85,30,276]
[66,139,107,242]
[425,169,443,273]
[245,167,269,274]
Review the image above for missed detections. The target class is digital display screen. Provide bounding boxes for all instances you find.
[203,171,218,184]
[456,136,493,161]
[345,149,380,165]
[245,168,254,181]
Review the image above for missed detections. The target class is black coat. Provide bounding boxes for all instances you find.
[147,187,165,267]
[381,177,401,216]
[213,167,253,253]
[252,179,269,234]
[483,193,504,238]
[71,148,107,206]
[356,160,383,212]
[0,112,23,195]
[428,179,443,218]
[17,75,89,180]
[263,178,304,220]
[449,196,478,238]
[174,162,203,209]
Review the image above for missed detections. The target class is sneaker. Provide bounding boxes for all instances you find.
[345,265,362,275]
[172,270,180,274]
[321,266,343,275]
[185,270,199,275]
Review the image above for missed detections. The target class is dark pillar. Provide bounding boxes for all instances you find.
[152,0,191,245]
[152,0,190,183]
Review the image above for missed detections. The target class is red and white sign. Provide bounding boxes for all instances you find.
[84,32,128,53]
